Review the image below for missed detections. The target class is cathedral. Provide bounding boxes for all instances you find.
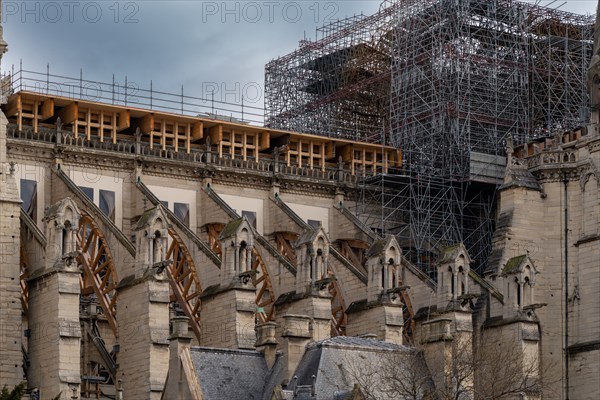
[0,1,598,399]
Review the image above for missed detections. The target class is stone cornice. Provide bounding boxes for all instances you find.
[7,136,355,197]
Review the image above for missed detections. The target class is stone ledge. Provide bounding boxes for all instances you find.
[345,296,403,315]
[574,234,600,247]
[200,279,257,300]
[568,340,600,355]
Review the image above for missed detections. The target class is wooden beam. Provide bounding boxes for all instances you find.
[118,110,130,132]
[40,99,54,120]
[57,102,78,125]
[4,93,22,117]
[259,131,270,150]
[186,123,191,153]
[191,121,203,140]
[340,145,353,163]
[139,113,154,133]
[326,142,335,159]
[208,124,223,144]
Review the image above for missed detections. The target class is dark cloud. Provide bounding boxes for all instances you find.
[1,0,595,113]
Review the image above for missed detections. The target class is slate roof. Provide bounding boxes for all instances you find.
[190,337,433,400]
[296,228,318,246]
[135,207,158,229]
[499,162,542,191]
[291,336,429,400]
[189,346,283,400]
[503,254,527,274]
[219,217,244,239]
[366,239,386,258]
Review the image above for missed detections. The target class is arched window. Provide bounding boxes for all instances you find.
[62,221,72,255]
[524,276,531,306]
[152,230,164,265]
[239,241,247,274]
[449,267,455,297]
[515,277,521,307]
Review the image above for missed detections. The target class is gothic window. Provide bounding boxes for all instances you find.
[20,179,37,221]
[99,190,116,222]
[80,186,94,201]
[515,277,521,307]
[308,219,321,229]
[242,210,257,229]
[174,202,190,227]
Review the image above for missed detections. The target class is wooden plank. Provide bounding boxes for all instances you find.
[40,98,54,120]
[208,124,223,144]
[160,120,166,150]
[140,114,154,133]
[99,111,104,142]
[326,142,335,159]
[186,123,191,153]
[242,131,247,161]
[33,100,39,133]
[259,131,270,150]
[191,121,203,140]
[85,108,91,140]
[174,122,179,153]
[57,102,78,125]
[118,110,130,132]
[5,93,22,117]
[340,145,353,163]
[111,113,117,143]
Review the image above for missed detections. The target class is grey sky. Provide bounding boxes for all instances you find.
[1,0,597,116]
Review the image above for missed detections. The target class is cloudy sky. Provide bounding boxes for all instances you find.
[1,0,597,121]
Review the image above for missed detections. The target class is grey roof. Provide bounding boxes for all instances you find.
[190,346,283,400]
[296,228,318,246]
[135,207,158,230]
[219,217,244,239]
[290,336,429,400]
[366,239,386,258]
[189,337,433,400]
[499,163,541,191]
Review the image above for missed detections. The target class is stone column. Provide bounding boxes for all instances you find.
[0,113,23,385]
[199,275,257,349]
[116,271,170,400]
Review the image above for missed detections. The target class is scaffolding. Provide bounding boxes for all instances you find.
[265,1,401,143]
[265,0,593,274]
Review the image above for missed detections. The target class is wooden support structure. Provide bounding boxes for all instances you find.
[275,232,298,267]
[19,245,30,316]
[165,228,203,341]
[328,271,347,336]
[77,213,119,336]
[2,91,403,175]
[141,114,200,153]
[6,93,55,133]
[339,239,369,272]
[340,145,401,176]
[252,248,276,323]
[206,223,224,256]
[285,138,328,171]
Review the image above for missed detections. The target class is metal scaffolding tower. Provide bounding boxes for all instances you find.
[265,0,593,273]
[264,2,400,143]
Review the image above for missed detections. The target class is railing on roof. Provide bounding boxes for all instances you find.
[3,65,264,125]
[6,123,379,185]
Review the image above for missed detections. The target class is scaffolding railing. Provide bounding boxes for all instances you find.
[4,64,264,126]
